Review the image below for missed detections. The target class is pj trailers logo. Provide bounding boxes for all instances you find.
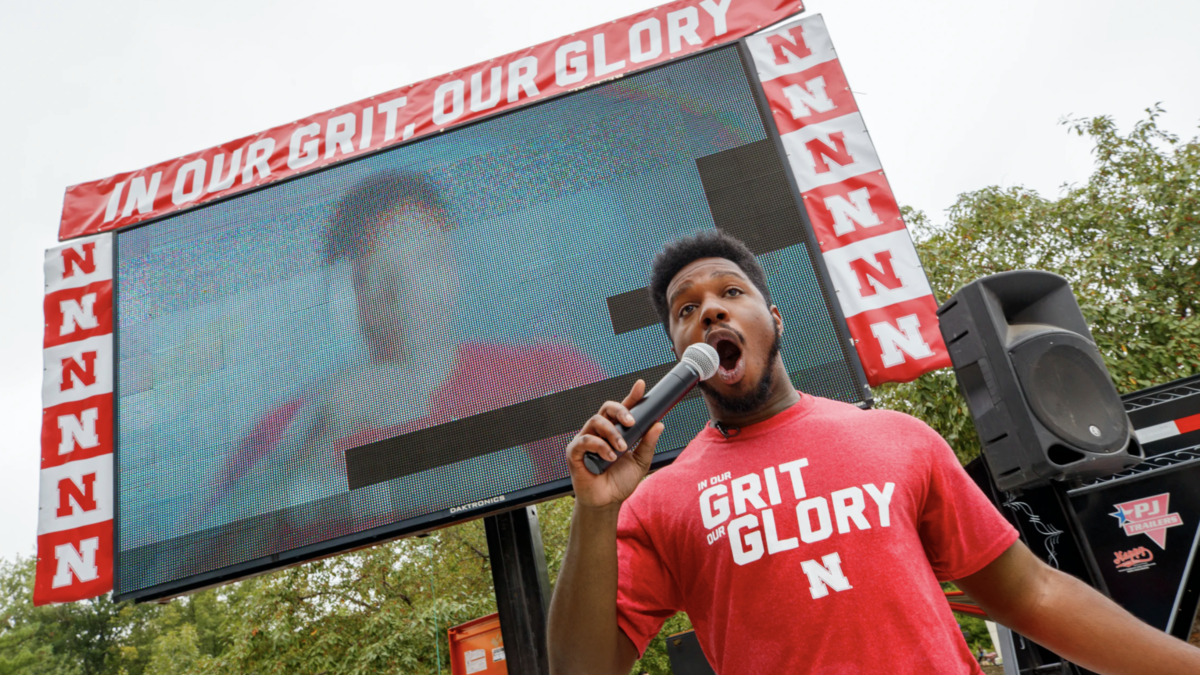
[1111,493,1182,550]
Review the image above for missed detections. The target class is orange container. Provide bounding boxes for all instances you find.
[448,613,507,675]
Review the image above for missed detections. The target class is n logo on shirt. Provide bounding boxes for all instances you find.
[801,552,853,599]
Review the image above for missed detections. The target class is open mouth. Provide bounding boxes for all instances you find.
[707,331,746,385]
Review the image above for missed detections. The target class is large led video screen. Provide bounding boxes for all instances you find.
[113,44,866,600]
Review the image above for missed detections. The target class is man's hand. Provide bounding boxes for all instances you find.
[548,382,658,675]
[565,379,666,511]
[956,541,1200,674]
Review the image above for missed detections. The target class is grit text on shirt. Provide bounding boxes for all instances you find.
[697,457,895,598]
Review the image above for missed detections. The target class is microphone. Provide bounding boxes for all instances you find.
[584,343,720,475]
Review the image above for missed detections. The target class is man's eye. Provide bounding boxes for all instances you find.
[726,288,743,297]
[679,304,696,317]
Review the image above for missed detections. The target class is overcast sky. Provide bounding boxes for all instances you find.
[2,0,1198,564]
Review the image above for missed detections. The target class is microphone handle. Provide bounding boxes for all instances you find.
[583,365,700,475]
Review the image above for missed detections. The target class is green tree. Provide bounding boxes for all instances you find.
[0,558,58,675]
[4,108,1194,675]
[183,523,499,675]
[0,556,161,675]
[880,106,1199,463]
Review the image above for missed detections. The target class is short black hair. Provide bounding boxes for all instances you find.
[648,229,771,330]
[324,170,451,263]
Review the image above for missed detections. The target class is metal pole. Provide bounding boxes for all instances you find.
[484,506,551,675]
[431,542,442,675]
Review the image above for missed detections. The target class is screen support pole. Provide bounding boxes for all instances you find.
[484,506,551,675]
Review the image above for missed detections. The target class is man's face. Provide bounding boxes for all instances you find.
[665,257,783,414]
[351,204,458,364]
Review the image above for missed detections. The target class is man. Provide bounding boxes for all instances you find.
[547,229,1200,674]
[200,170,602,541]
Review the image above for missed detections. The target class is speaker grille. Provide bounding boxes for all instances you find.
[1012,334,1128,454]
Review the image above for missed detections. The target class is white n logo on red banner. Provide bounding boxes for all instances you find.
[871,314,934,367]
[58,408,101,455]
[782,76,836,119]
[38,233,115,606]
[51,537,100,588]
[750,14,952,386]
[825,187,882,236]
[59,294,99,336]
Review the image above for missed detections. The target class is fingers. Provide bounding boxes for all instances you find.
[564,382,647,471]
[620,379,646,409]
[586,412,629,454]
[568,428,622,464]
[599,401,636,428]
[631,422,665,468]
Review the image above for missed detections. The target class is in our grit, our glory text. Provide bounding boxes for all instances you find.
[697,458,895,599]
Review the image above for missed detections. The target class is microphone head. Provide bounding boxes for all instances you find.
[681,343,720,381]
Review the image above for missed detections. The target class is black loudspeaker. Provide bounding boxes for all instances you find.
[665,630,716,675]
[937,271,1142,491]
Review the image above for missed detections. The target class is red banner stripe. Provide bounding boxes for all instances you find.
[800,170,906,253]
[844,295,952,386]
[33,520,114,606]
[41,394,114,470]
[748,15,949,387]
[58,0,806,241]
[43,281,113,349]
[760,57,856,136]
[39,234,115,606]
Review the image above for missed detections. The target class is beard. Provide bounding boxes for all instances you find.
[698,330,783,416]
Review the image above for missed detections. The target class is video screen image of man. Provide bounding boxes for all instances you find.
[114,45,854,595]
[193,170,605,545]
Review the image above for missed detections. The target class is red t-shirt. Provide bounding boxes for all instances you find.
[616,395,1018,674]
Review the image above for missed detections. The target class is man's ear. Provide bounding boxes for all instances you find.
[771,305,784,337]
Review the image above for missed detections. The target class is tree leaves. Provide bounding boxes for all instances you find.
[882,107,1199,463]
[3,108,1195,675]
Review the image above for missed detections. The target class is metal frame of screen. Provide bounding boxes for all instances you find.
[111,38,871,602]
